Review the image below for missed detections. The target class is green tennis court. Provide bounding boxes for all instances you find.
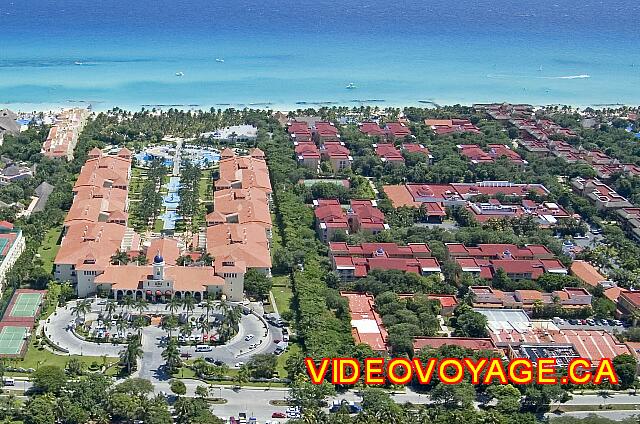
[9,293,43,318]
[0,238,8,256]
[0,326,27,355]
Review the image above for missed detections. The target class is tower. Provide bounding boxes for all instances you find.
[153,250,165,280]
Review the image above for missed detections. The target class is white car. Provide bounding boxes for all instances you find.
[249,343,258,349]
[234,362,245,368]
[244,334,255,341]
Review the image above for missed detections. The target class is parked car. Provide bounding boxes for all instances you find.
[244,334,255,341]
[272,412,286,418]
[196,344,212,352]
[586,319,596,326]
[568,319,578,325]
[234,362,245,368]
[248,343,258,349]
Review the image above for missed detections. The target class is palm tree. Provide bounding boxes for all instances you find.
[132,316,146,337]
[110,249,130,265]
[71,299,92,325]
[122,296,135,314]
[135,298,149,317]
[161,338,182,373]
[116,317,128,337]
[180,323,193,339]
[182,295,196,321]
[226,306,242,330]
[119,336,143,374]
[197,320,211,339]
[234,365,250,389]
[162,314,179,338]
[199,251,214,266]
[105,299,117,320]
[201,298,215,324]
[166,296,182,315]
[135,255,148,266]
[192,357,209,378]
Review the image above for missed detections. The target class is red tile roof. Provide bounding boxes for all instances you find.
[374,144,404,163]
[359,122,385,137]
[413,337,497,353]
[341,292,388,352]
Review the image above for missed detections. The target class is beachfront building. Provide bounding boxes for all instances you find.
[41,108,89,160]
[0,222,26,292]
[312,121,340,143]
[287,121,312,142]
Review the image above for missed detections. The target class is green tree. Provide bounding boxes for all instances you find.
[162,337,182,374]
[170,379,187,397]
[23,396,56,424]
[31,365,66,394]
[119,335,143,374]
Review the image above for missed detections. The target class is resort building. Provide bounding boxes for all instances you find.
[384,122,412,140]
[570,260,608,288]
[320,142,352,171]
[373,143,404,164]
[425,119,481,135]
[446,243,555,260]
[94,253,244,302]
[294,142,321,170]
[215,149,272,195]
[617,291,640,317]
[413,337,498,354]
[571,177,633,210]
[41,108,89,160]
[56,148,270,301]
[401,143,433,163]
[314,199,349,243]
[465,199,570,226]
[457,144,527,166]
[616,207,640,242]
[383,181,550,211]
[329,242,441,281]
[201,125,258,142]
[347,200,388,235]
[312,121,340,143]
[0,222,25,292]
[341,292,388,353]
[287,121,312,142]
[468,286,592,312]
[359,122,386,139]
[456,257,567,280]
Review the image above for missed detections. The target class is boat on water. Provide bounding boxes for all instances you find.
[74,61,84,65]
[215,58,225,63]
[346,82,357,89]
[175,72,184,77]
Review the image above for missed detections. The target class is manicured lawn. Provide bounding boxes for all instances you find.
[5,345,117,376]
[276,342,300,378]
[37,227,63,273]
[153,219,164,232]
[271,278,293,315]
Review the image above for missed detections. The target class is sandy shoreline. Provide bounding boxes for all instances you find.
[3,99,634,114]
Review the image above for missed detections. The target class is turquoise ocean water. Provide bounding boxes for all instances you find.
[1,0,640,111]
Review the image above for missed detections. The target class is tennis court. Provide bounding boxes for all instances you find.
[0,238,8,256]
[0,326,27,355]
[9,293,43,318]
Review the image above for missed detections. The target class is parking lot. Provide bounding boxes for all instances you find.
[555,317,627,332]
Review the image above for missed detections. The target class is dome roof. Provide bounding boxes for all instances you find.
[153,251,164,264]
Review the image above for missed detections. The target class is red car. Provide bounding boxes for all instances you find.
[272,412,286,418]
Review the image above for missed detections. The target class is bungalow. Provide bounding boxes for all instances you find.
[313,199,349,243]
[384,122,412,141]
[425,119,481,135]
[359,122,386,139]
[313,121,340,143]
[347,200,389,235]
[320,142,352,171]
[294,142,321,171]
[373,143,404,165]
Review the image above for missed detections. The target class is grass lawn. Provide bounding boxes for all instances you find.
[5,345,117,376]
[271,279,292,316]
[37,227,63,273]
[276,342,300,378]
[153,219,164,232]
